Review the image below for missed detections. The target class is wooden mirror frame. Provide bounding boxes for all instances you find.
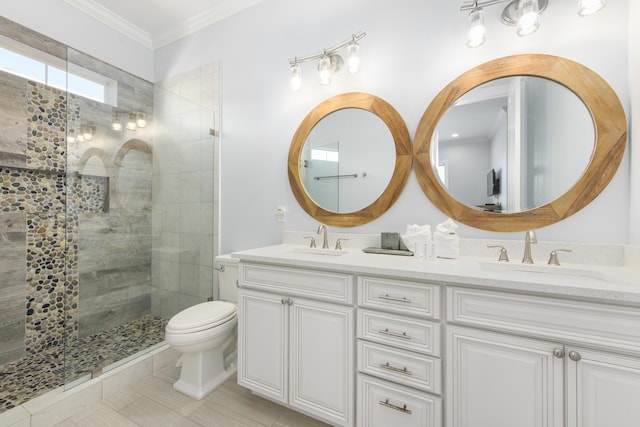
[413,54,627,232]
[288,92,412,227]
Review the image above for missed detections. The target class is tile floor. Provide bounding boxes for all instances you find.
[53,363,329,427]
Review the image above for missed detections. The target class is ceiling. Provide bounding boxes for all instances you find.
[64,0,265,49]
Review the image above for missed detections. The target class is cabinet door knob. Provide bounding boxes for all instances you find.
[281,298,287,305]
[553,348,565,358]
[568,351,582,362]
[287,297,293,305]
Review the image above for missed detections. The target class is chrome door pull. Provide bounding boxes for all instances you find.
[378,328,412,340]
[379,398,412,414]
[553,348,565,358]
[379,294,412,304]
[568,351,582,362]
[379,362,413,376]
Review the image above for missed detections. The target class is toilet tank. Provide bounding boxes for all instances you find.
[215,255,238,303]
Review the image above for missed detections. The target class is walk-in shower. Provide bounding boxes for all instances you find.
[0,18,220,413]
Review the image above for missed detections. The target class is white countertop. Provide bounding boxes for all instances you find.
[231,243,640,306]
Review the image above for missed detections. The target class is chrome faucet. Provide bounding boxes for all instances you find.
[317,224,329,249]
[522,230,537,264]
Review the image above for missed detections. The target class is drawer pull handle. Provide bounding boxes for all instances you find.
[380,362,412,376]
[379,398,412,414]
[379,294,412,304]
[378,328,412,340]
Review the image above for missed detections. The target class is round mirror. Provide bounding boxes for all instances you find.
[435,76,594,213]
[414,54,626,232]
[289,92,412,227]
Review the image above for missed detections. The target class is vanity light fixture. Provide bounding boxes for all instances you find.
[288,31,366,92]
[461,0,606,47]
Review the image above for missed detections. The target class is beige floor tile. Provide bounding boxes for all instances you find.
[272,410,331,427]
[188,399,267,427]
[129,374,205,417]
[103,387,144,411]
[204,385,284,426]
[119,396,201,427]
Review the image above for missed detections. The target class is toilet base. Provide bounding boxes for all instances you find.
[172,347,237,400]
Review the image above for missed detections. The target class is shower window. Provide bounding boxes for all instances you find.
[0,35,117,105]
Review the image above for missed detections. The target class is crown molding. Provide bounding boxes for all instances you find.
[65,0,153,49]
[65,0,264,50]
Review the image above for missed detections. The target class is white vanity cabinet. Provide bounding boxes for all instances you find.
[237,263,355,427]
[446,286,640,427]
[356,275,443,427]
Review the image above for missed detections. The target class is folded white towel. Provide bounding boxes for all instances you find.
[401,224,432,257]
[434,218,459,259]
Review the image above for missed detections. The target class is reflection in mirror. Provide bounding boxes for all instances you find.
[413,54,627,232]
[434,76,594,213]
[288,92,412,227]
[301,108,395,213]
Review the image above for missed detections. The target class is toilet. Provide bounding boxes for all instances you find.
[165,256,238,399]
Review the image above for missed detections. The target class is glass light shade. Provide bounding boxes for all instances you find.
[578,0,607,16]
[467,8,487,48]
[112,112,122,131]
[289,63,302,92]
[136,112,146,128]
[517,0,540,36]
[318,54,332,85]
[347,41,360,73]
[126,113,137,131]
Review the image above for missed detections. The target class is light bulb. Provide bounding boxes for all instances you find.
[289,63,302,92]
[517,0,540,36]
[467,8,487,48]
[136,112,146,128]
[126,113,137,131]
[578,0,606,16]
[347,41,360,73]
[318,54,332,85]
[112,112,122,131]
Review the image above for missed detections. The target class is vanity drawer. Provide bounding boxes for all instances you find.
[239,263,354,304]
[357,340,441,394]
[358,309,440,356]
[357,276,440,320]
[357,374,442,427]
[447,287,640,354]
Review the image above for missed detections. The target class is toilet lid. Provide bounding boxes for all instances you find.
[166,301,237,334]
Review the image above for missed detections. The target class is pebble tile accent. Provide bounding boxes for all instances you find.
[0,315,166,414]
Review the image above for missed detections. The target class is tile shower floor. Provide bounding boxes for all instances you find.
[0,315,167,414]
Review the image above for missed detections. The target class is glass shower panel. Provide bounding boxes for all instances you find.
[151,82,218,319]
[64,48,161,385]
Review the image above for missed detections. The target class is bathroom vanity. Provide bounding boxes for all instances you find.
[233,240,640,427]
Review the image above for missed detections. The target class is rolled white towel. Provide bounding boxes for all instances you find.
[434,218,459,259]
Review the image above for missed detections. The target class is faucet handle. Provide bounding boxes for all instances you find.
[304,236,316,248]
[547,249,572,266]
[335,237,349,250]
[487,245,509,262]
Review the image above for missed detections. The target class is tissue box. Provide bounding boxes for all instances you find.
[381,232,401,250]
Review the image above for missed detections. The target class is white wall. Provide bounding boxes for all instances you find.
[630,1,640,245]
[1,0,154,81]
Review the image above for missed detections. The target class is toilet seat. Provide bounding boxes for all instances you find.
[166,301,237,335]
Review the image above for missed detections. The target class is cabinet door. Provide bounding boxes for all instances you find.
[237,289,288,403]
[447,326,564,427]
[567,347,640,427]
[289,297,354,427]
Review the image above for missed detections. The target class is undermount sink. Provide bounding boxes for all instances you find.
[291,247,348,256]
[479,261,615,283]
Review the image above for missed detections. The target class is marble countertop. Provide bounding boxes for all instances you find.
[231,243,640,306]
